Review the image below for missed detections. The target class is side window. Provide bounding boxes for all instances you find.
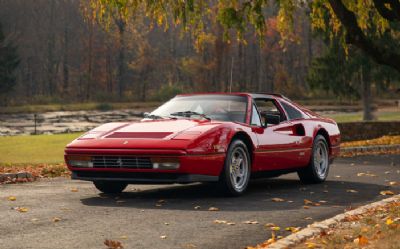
[250,104,262,126]
[280,101,304,120]
[254,99,286,125]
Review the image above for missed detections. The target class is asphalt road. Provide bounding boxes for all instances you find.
[1,154,399,249]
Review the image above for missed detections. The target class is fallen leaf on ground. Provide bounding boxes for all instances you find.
[304,199,313,205]
[303,206,310,209]
[16,207,28,213]
[208,207,219,211]
[70,188,78,192]
[227,222,235,225]
[304,217,313,220]
[264,223,277,227]
[244,220,259,224]
[104,239,123,249]
[380,190,395,195]
[160,235,167,239]
[157,199,165,203]
[194,206,201,210]
[53,217,61,222]
[8,196,16,201]
[305,242,317,248]
[164,222,169,226]
[214,220,227,224]
[271,198,285,202]
[285,227,300,233]
[389,181,399,186]
[386,218,394,225]
[119,236,128,240]
[270,226,280,231]
[354,235,369,246]
[31,218,39,222]
[346,189,358,193]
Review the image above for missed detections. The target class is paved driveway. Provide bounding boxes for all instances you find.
[1,155,399,249]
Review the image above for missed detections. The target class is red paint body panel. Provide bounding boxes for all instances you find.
[65,93,341,183]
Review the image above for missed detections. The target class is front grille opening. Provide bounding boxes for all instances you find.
[91,156,152,169]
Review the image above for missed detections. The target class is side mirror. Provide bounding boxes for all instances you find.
[262,113,280,127]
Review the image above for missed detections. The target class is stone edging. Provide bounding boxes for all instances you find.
[340,144,400,154]
[264,195,400,249]
[0,172,34,184]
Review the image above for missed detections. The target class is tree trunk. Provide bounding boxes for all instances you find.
[86,22,93,101]
[360,66,375,121]
[116,20,126,99]
[62,24,69,95]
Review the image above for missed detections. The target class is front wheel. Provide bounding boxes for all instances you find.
[93,181,128,194]
[219,139,251,196]
[297,135,330,184]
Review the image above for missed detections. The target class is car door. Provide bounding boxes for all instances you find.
[252,98,312,171]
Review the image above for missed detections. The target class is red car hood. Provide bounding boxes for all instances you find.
[66,119,223,150]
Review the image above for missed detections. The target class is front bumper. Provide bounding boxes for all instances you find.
[71,171,218,183]
[65,148,225,183]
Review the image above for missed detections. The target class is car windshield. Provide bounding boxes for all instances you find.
[150,95,248,123]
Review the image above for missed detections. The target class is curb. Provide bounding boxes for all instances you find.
[340,144,400,154]
[0,172,34,184]
[264,195,400,249]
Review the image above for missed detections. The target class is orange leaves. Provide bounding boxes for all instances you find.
[16,207,29,213]
[380,190,395,196]
[354,235,369,246]
[341,135,400,148]
[104,239,123,249]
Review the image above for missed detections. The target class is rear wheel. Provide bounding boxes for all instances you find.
[219,139,251,196]
[93,181,127,194]
[297,135,330,184]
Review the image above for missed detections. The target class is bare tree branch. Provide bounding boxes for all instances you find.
[328,0,400,72]
[372,0,400,21]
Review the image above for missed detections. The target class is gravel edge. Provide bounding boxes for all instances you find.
[264,195,400,249]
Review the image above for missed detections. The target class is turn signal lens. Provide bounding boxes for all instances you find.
[151,158,180,169]
[66,155,93,168]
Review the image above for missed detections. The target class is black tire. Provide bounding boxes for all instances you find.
[93,181,128,194]
[297,135,330,184]
[219,139,251,196]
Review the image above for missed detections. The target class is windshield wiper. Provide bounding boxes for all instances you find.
[170,111,211,120]
[143,112,176,120]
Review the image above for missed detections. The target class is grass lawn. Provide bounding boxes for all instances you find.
[0,101,160,114]
[0,133,82,165]
[327,111,400,123]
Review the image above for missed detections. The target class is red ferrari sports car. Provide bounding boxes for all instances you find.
[65,93,340,196]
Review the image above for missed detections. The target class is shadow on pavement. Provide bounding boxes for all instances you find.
[80,176,390,211]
